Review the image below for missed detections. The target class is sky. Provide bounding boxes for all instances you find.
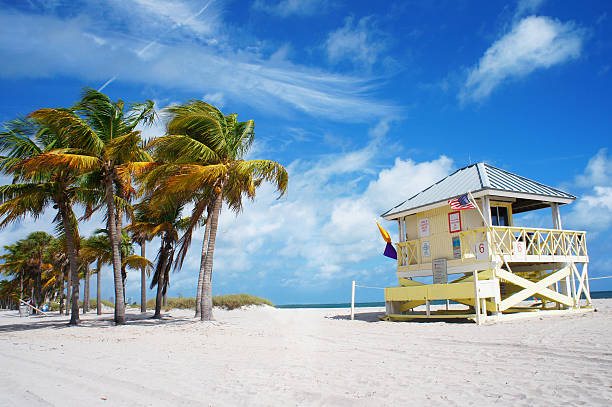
[0,0,611,305]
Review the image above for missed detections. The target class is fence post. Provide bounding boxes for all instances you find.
[350,280,356,320]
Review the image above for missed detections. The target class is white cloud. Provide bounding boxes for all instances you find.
[460,16,584,102]
[574,148,612,188]
[0,5,397,122]
[201,124,454,285]
[252,0,327,17]
[203,92,225,108]
[565,149,612,232]
[325,16,386,70]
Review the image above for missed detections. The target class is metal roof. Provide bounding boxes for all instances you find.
[382,162,576,219]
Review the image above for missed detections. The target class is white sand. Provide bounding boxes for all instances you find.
[1,300,612,406]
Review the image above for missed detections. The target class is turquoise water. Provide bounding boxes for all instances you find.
[275,290,612,309]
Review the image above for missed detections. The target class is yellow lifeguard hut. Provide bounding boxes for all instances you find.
[381,163,592,323]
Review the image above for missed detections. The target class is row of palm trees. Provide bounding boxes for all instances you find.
[0,88,288,325]
[0,229,142,315]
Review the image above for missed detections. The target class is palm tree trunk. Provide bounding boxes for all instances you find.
[140,241,146,313]
[83,267,89,313]
[105,172,126,325]
[152,237,170,319]
[153,272,164,318]
[200,191,223,321]
[96,260,102,315]
[65,272,71,317]
[59,203,80,325]
[59,270,64,315]
[195,207,212,318]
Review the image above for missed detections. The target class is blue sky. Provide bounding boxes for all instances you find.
[0,0,611,304]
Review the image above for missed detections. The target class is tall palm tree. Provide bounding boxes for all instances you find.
[29,88,155,324]
[0,117,86,324]
[148,101,288,320]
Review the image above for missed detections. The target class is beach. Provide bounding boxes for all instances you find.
[1,300,611,406]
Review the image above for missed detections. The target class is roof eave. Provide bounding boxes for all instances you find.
[381,188,576,220]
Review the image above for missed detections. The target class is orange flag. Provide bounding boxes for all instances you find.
[376,221,392,243]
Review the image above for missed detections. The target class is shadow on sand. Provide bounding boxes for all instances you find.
[328,311,474,324]
[0,311,199,333]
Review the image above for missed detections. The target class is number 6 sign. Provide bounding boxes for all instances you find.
[512,241,526,259]
[475,241,489,260]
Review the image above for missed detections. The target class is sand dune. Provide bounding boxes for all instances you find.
[1,300,611,406]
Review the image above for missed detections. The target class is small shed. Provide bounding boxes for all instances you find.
[381,162,592,323]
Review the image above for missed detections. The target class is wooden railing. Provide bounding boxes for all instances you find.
[397,226,588,267]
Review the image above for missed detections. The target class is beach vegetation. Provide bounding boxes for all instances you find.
[148,100,287,320]
[0,90,286,324]
[145,294,274,311]
[30,88,155,325]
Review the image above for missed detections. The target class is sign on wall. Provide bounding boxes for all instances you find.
[452,236,462,259]
[421,240,431,258]
[475,241,489,260]
[432,258,448,284]
[448,211,461,233]
[418,217,430,238]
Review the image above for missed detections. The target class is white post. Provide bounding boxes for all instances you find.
[551,203,562,230]
[350,280,355,320]
[426,300,431,317]
[482,196,492,227]
[473,270,481,325]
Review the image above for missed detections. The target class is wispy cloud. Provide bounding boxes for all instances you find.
[514,0,546,20]
[325,16,387,70]
[460,16,584,102]
[0,2,397,122]
[252,0,328,17]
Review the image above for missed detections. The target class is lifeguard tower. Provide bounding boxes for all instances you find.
[381,163,592,323]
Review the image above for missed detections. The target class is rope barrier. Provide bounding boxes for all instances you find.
[354,284,386,290]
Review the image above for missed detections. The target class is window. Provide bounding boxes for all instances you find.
[491,206,509,226]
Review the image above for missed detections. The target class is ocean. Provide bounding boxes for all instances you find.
[275,290,612,309]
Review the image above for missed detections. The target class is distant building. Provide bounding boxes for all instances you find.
[381,163,592,323]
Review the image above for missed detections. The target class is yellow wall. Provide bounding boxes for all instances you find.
[401,198,513,262]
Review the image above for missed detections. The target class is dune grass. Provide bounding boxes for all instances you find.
[44,298,115,311]
[145,294,274,311]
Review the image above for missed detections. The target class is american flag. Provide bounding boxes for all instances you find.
[448,193,476,210]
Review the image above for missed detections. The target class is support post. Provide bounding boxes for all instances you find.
[473,270,481,325]
[426,300,431,317]
[350,280,355,320]
[482,196,492,227]
[551,203,562,230]
[584,263,592,306]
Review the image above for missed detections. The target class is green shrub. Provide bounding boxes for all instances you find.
[213,294,274,310]
[144,294,273,311]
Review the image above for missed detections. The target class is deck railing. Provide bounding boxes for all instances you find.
[397,226,588,267]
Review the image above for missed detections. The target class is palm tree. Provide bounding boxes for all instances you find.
[126,197,190,318]
[0,232,54,312]
[0,117,85,324]
[80,234,108,315]
[81,229,152,314]
[128,205,154,313]
[43,237,69,314]
[148,101,288,320]
[29,88,155,324]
